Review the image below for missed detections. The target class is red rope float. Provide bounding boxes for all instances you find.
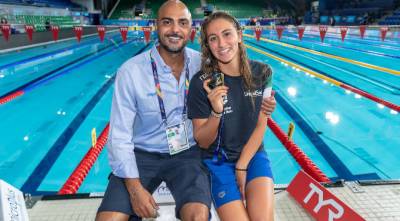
[58,123,110,194]
[0,90,24,105]
[340,84,400,112]
[267,118,331,183]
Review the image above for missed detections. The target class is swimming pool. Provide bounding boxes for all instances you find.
[0,28,399,195]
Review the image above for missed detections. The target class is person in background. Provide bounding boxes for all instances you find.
[329,16,336,26]
[45,19,51,31]
[1,17,8,24]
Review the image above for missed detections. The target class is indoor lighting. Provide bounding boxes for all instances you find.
[287,87,297,97]
[325,111,340,125]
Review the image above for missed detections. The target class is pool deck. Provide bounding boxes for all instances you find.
[27,181,400,221]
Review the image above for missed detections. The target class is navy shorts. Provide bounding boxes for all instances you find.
[203,151,273,208]
[97,147,211,220]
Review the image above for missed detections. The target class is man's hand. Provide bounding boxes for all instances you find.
[261,91,276,118]
[125,178,159,218]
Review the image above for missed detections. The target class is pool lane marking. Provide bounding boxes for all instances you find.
[20,43,150,194]
[0,38,135,103]
[283,30,400,50]
[0,30,120,54]
[273,89,381,181]
[274,28,400,46]
[245,43,400,112]
[301,29,400,46]
[282,33,400,59]
[265,41,400,93]
[0,36,101,70]
[0,33,121,70]
[243,33,400,76]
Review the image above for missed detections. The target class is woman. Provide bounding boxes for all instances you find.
[187,12,275,221]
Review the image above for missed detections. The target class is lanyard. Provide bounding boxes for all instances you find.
[150,52,190,126]
[212,113,229,163]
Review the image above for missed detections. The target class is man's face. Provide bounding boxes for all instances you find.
[157,4,191,53]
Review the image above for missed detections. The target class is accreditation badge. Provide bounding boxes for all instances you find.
[166,122,190,155]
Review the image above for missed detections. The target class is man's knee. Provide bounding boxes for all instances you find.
[95,211,130,221]
[180,203,209,221]
[182,211,209,221]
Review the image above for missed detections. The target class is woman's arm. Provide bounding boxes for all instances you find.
[192,116,220,149]
[235,95,276,199]
[235,110,269,200]
[236,93,276,168]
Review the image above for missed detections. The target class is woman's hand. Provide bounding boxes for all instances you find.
[235,160,248,201]
[235,168,247,201]
[203,79,228,114]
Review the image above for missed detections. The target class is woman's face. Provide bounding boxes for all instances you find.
[206,18,242,64]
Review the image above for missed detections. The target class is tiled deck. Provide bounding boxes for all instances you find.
[27,182,400,221]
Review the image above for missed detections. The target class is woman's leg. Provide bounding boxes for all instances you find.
[245,177,275,221]
[217,200,249,221]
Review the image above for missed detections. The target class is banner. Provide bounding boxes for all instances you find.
[190,27,196,43]
[97,25,106,42]
[340,26,348,42]
[25,25,34,42]
[297,26,305,41]
[0,179,29,221]
[276,25,284,40]
[142,26,152,43]
[287,171,365,221]
[319,25,328,42]
[359,25,367,39]
[120,26,128,43]
[1,24,11,41]
[73,26,83,42]
[255,27,262,41]
[51,25,59,41]
[380,26,388,41]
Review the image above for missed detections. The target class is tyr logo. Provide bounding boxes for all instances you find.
[304,183,344,221]
[287,171,365,221]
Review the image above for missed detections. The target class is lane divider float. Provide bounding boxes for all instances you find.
[58,124,109,194]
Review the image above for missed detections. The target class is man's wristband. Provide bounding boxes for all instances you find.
[210,110,223,118]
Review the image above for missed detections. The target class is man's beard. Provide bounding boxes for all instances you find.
[159,34,187,54]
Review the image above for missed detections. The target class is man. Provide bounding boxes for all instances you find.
[45,19,51,31]
[96,1,211,220]
[96,1,277,220]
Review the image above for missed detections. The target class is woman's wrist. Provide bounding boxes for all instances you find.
[235,161,248,171]
[235,167,247,172]
[212,108,223,114]
[210,109,223,118]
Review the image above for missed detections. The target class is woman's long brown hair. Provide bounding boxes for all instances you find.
[200,11,254,91]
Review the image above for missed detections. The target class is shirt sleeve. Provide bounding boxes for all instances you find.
[187,72,211,119]
[107,66,139,178]
[250,60,272,90]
